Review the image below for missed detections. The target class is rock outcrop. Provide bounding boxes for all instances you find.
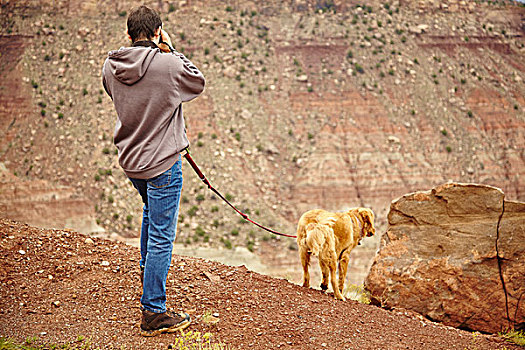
[365,183,524,333]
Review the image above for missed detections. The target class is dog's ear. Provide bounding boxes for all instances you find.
[358,208,375,237]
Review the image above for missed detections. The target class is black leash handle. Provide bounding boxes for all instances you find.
[183,149,297,238]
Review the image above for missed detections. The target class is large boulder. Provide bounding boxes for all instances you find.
[365,183,524,333]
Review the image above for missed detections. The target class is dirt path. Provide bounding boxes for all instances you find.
[0,219,519,349]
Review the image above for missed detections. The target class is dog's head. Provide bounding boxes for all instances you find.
[358,208,375,238]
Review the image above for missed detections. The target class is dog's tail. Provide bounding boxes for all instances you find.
[305,216,337,256]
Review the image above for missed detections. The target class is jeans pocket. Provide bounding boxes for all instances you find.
[148,169,172,189]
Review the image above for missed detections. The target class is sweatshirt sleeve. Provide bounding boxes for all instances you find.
[102,61,113,100]
[173,51,205,102]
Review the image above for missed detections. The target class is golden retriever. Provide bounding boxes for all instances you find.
[296,208,376,300]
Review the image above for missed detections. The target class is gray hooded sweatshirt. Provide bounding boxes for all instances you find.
[102,42,205,179]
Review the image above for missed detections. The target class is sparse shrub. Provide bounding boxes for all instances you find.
[102,147,110,154]
[446,146,452,153]
[168,3,176,12]
[344,284,371,304]
[467,110,473,118]
[211,206,219,213]
[231,228,239,236]
[204,47,210,55]
[499,329,525,346]
[225,193,233,201]
[118,10,127,17]
[354,63,364,74]
[40,109,46,116]
[225,6,233,12]
[195,226,206,237]
[126,215,133,223]
[221,237,232,249]
[196,194,205,202]
[108,195,114,203]
[441,129,448,136]
[82,88,88,96]
[187,205,198,217]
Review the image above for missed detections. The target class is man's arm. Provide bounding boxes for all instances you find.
[161,29,205,102]
[101,62,113,100]
[174,51,205,102]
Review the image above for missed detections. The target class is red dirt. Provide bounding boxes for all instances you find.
[0,219,520,349]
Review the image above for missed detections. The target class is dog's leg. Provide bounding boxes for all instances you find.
[318,258,330,291]
[338,249,351,294]
[299,247,311,288]
[329,252,345,300]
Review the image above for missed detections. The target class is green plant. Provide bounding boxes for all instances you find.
[230,228,239,236]
[188,205,198,217]
[446,146,452,153]
[499,329,525,346]
[195,226,206,237]
[343,284,371,304]
[118,10,127,17]
[441,129,448,136]
[221,237,232,249]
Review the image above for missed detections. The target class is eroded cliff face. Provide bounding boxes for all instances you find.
[0,1,523,283]
[365,183,524,333]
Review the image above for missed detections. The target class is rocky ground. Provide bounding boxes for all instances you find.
[0,218,521,350]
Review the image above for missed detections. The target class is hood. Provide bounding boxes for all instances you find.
[106,47,158,85]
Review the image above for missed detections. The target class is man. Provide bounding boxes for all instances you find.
[102,5,205,337]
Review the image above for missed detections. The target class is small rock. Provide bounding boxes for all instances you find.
[296,74,308,82]
[18,250,26,255]
[85,238,94,244]
[101,261,110,266]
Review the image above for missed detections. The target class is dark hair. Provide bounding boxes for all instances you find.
[127,5,162,42]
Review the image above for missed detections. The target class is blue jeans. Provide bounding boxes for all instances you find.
[129,158,183,313]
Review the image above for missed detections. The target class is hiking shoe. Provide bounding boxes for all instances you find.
[140,309,191,337]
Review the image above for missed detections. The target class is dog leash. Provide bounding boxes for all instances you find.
[183,149,297,238]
